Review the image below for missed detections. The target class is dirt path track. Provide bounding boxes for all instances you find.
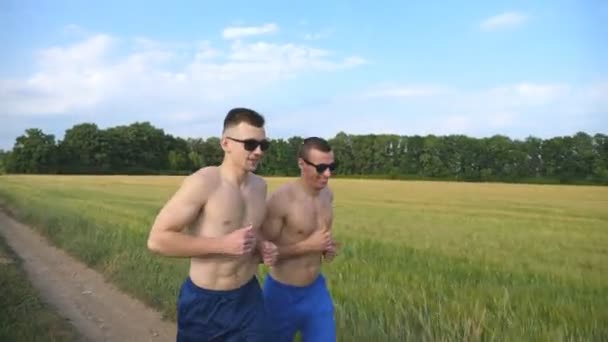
[0,210,176,342]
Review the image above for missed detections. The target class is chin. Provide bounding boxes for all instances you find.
[244,160,259,171]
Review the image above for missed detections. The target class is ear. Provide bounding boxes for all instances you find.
[220,136,230,152]
[297,158,304,170]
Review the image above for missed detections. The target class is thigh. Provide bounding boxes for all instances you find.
[301,310,336,342]
[262,275,299,342]
[237,280,276,342]
[176,279,236,342]
[300,277,335,342]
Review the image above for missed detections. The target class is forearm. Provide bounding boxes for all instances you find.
[147,231,223,257]
[253,235,265,263]
[277,239,316,259]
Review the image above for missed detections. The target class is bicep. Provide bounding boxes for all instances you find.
[152,176,207,233]
[261,213,283,241]
[261,195,285,241]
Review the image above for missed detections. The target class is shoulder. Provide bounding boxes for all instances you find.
[266,181,294,210]
[248,172,267,189]
[249,173,266,187]
[273,181,297,201]
[181,167,220,194]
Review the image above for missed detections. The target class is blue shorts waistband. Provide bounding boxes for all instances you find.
[264,273,325,292]
[184,275,258,298]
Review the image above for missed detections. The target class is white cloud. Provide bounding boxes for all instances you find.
[343,56,368,68]
[37,34,113,70]
[481,82,570,107]
[480,11,528,31]
[1,25,605,150]
[222,23,278,40]
[0,35,116,115]
[281,81,607,140]
[0,31,366,119]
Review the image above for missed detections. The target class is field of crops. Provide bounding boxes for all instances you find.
[0,175,606,341]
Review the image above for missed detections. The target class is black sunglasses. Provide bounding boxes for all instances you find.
[303,159,336,174]
[226,137,270,151]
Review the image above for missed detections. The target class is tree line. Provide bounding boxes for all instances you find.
[0,122,606,184]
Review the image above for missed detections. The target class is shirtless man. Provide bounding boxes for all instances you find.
[147,108,278,342]
[261,137,339,342]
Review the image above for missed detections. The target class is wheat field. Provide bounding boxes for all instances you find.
[0,175,606,341]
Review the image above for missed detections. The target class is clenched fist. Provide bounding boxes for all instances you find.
[323,239,339,262]
[221,224,256,256]
[261,240,278,266]
[307,227,333,252]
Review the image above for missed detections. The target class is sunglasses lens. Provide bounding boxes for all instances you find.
[243,139,269,151]
[243,140,257,151]
[316,163,336,173]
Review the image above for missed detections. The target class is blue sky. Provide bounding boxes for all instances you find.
[1,0,607,149]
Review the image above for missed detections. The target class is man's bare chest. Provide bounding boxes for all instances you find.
[284,197,332,238]
[202,185,265,235]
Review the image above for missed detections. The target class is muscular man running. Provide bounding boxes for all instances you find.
[147,108,277,341]
[261,137,339,342]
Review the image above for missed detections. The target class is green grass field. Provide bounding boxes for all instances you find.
[0,231,79,341]
[0,175,606,341]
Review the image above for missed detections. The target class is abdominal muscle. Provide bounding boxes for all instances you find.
[189,255,258,290]
[270,254,322,287]
[187,214,260,291]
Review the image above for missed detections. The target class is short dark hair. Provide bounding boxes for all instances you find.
[223,107,265,132]
[298,137,332,160]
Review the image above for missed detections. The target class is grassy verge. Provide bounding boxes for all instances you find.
[0,233,79,341]
[0,175,606,341]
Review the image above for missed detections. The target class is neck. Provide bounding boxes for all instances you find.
[297,178,320,197]
[219,158,248,186]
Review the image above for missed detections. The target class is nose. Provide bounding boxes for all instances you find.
[322,168,331,177]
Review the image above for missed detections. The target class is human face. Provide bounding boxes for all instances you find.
[299,149,335,190]
[222,123,268,172]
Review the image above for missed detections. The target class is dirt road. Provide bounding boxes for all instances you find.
[0,210,176,342]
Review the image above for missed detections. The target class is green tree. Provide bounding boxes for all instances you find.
[0,150,8,174]
[329,132,354,175]
[2,122,606,185]
[592,133,608,182]
[58,123,110,173]
[8,128,58,173]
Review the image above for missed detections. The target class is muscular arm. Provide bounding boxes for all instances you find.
[253,180,269,261]
[276,237,322,258]
[322,190,339,261]
[260,189,285,245]
[146,171,224,257]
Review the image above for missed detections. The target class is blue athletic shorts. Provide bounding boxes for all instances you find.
[263,273,336,342]
[176,276,269,342]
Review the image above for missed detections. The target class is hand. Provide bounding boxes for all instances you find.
[221,224,256,256]
[307,227,333,252]
[261,241,278,267]
[323,239,339,262]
